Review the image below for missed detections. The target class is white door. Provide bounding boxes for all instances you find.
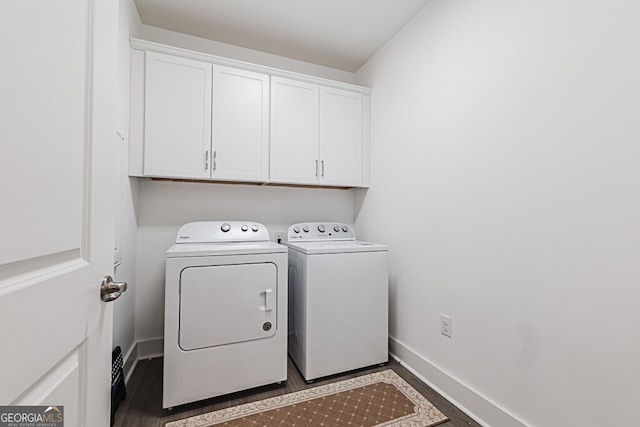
[144,51,213,179]
[319,86,363,187]
[212,66,270,182]
[269,77,320,185]
[0,0,118,425]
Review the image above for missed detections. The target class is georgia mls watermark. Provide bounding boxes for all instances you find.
[0,406,63,427]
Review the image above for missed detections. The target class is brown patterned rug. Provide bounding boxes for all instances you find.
[165,370,448,427]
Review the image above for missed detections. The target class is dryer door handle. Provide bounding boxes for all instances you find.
[264,288,274,311]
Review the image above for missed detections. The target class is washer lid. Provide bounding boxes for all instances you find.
[285,240,388,255]
[167,241,287,258]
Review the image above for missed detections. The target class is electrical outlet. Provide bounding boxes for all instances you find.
[441,314,452,338]
[274,231,284,244]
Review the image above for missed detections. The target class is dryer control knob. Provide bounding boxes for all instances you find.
[342,226,349,232]
[241,224,248,232]
[303,226,309,233]
[293,226,300,233]
[334,225,340,232]
[317,225,326,233]
[221,223,231,232]
[252,225,259,232]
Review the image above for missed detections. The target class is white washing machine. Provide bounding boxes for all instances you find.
[163,221,287,409]
[284,222,388,382]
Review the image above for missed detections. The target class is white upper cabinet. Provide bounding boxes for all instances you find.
[270,77,320,185]
[212,66,270,182]
[270,77,364,187]
[130,41,370,187]
[144,51,212,179]
[143,53,269,182]
[319,86,363,187]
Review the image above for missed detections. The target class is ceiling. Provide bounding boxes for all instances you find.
[134,0,430,72]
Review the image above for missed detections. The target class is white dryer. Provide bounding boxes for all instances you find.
[163,221,287,409]
[284,222,388,382]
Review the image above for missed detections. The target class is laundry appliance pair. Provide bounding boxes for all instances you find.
[163,220,388,409]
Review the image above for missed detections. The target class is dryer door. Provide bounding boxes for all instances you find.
[179,262,278,351]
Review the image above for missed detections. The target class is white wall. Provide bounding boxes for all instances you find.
[118,2,360,357]
[112,0,143,363]
[135,180,356,342]
[356,1,640,426]
[137,24,356,84]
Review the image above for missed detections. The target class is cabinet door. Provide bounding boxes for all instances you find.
[212,66,269,182]
[144,51,212,179]
[319,86,363,187]
[270,77,319,185]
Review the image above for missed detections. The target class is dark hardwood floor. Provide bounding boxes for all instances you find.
[113,356,480,426]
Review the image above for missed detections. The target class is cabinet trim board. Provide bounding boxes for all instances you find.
[361,94,371,188]
[128,48,145,177]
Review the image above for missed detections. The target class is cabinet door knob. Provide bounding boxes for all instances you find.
[315,159,318,177]
[321,160,325,177]
[205,150,209,170]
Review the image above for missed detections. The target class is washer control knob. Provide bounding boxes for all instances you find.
[293,226,300,233]
[342,226,349,232]
[317,225,326,233]
[334,225,340,232]
[252,225,259,232]
[303,225,309,233]
[221,223,231,232]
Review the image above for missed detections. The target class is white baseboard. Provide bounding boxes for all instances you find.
[121,337,164,384]
[389,336,527,427]
[136,337,164,359]
[121,342,138,384]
